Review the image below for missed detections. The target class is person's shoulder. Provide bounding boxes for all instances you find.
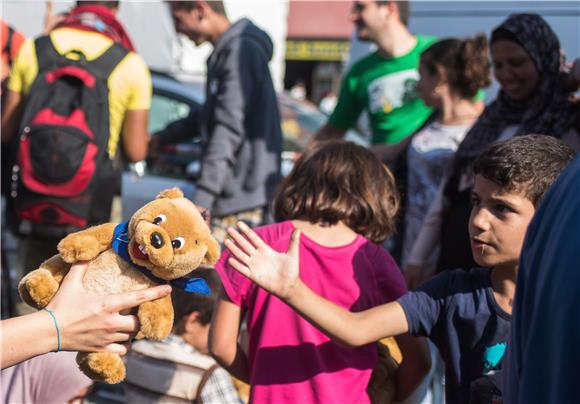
[361,239,396,264]
[346,51,381,77]
[252,221,294,250]
[442,267,489,286]
[416,35,437,50]
[119,50,148,71]
[417,267,485,293]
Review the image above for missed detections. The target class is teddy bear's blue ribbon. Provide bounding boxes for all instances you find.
[112,221,211,295]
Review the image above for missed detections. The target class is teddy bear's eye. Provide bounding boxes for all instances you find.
[171,237,185,250]
[153,214,166,225]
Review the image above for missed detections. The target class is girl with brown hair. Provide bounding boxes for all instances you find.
[210,140,429,404]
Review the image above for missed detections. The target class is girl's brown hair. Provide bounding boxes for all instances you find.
[421,34,491,99]
[273,140,399,243]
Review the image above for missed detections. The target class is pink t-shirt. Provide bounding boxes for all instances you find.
[216,220,407,404]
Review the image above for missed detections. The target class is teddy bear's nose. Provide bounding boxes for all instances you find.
[150,232,165,249]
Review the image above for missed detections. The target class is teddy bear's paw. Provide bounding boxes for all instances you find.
[138,313,173,341]
[58,235,103,263]
[18,269,59,309]
[77,352,126,384]
[138,299,173,341]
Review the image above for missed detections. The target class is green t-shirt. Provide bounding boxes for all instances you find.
[329,35,437,145]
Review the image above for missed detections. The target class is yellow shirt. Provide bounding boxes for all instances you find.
[8,28,151,158]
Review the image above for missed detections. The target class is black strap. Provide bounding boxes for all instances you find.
[194,364,219,403]
[34,35,129,80]
[3,25,14,66]
[34,35,69,73]
[85,42,129,80]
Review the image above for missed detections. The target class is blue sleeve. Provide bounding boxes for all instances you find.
[397,271,452,337]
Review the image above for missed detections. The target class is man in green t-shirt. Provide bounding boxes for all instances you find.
[315,0,435,148]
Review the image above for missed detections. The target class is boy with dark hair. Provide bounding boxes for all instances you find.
[125,268,240,404]
[223,135,575,404]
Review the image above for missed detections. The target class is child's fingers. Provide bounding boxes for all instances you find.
[288,229,301,257]
[228,257,251,279]
[224,239,251,265]
[237,221,267,249]
[227,226,257,255]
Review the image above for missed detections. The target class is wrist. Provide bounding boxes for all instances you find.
[284,278,306,304]
[32,310,59,353]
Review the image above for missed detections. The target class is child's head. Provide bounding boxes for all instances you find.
[273,140,399,243]
[469,135,575,270]
[418,34,490,108]
[171,268,222,352]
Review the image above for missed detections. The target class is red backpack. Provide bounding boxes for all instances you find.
[9,35,128,237]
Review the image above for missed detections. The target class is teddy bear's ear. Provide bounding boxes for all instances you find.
[156,188,184,200]
[202,236,221,265]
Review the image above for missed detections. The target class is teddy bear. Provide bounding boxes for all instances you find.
[18,187,220,384]
[367,338,401,404]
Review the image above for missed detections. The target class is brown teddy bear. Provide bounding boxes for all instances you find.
[18,188,220,384]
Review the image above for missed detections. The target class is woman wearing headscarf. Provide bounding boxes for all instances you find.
[405,13,580,288]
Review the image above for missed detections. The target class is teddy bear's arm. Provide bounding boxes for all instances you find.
[137,294,174,341]
[58,223,118,263]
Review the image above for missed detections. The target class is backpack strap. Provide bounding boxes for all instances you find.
[34,35,64,72]
[194,364,219,404]
[85,42,129,81]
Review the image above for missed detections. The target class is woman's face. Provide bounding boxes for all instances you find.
[491,40,540,102]
[417,61,443,108]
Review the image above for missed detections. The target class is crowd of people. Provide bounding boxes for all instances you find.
[1,1,580,404]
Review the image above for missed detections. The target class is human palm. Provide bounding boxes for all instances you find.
[224,222,301,299]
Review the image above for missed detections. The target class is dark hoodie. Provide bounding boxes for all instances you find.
[193,18,282,216]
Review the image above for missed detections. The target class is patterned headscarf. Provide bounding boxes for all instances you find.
[454,14,577,163]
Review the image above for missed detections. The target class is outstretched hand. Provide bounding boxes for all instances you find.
[224,222,301,300]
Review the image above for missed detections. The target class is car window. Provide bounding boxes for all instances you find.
[148,93,192,134]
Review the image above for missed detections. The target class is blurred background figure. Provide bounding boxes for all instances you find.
[125,267,241,404]
[0,19,25,92]
[403,34,490,279]
[1,1,151,286]
[318,90,337,115]
[289,80,307,101]
[154,1,282,244]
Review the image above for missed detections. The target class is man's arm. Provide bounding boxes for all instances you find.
[121,109,148,162]
[150,109,200,155]
[224,222,410,347]
[1,90,24,143]
[312,123,347,144]
[208,291,250,383]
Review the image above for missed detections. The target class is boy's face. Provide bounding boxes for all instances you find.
[469,175,535,271]
[170,4,210,46]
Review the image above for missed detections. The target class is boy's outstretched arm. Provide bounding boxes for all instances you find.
[225,222,410,347]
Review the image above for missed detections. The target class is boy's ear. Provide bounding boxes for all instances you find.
[184,311,201,332]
